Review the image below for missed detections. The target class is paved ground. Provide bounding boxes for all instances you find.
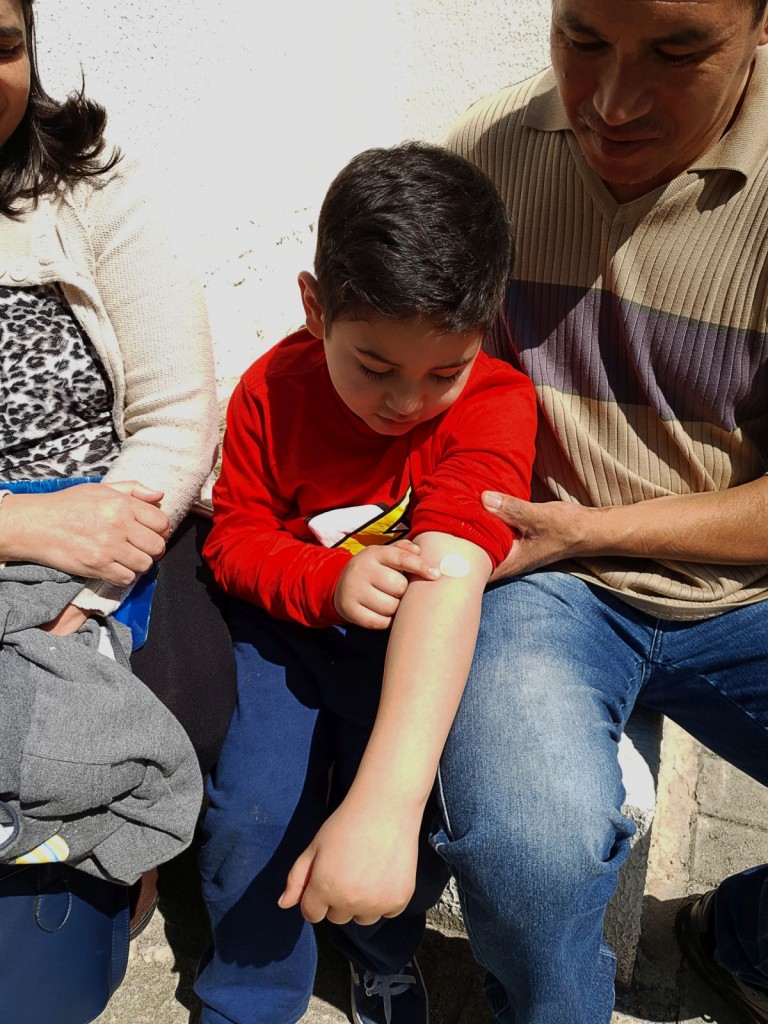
[96,719,768,1024]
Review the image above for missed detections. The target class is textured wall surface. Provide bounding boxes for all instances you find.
[35,1,550,382]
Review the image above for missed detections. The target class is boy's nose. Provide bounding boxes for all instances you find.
[385,389,423,417]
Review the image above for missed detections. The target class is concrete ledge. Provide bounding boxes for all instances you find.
[606,706,663,987]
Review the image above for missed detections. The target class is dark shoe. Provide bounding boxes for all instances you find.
[350,959,428,1024]
[129,867,159,940]
[675,890,768,1024]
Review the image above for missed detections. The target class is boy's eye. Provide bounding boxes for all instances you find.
[359,364,393,381]
[358,363,464,385]
[430,370,463,385]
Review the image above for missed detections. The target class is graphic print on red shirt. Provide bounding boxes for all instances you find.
[307,486,412,554]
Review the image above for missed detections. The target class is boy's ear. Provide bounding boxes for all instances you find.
[298,272,325,339]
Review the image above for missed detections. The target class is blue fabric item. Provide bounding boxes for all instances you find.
[2,475,101,492]
[111,563,157,649]
[435,570,768,1024]
[0,862,129,1024]
[195,601,449,1024]
[1,476,156,649]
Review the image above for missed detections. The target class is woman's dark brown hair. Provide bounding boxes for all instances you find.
[0,0,120,216]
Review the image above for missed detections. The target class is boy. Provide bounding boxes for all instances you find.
[196,142,537,1024]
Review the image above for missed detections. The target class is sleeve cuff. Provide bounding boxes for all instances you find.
[71,579,134,617]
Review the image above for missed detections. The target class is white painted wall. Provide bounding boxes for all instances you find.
[35,1,551,385]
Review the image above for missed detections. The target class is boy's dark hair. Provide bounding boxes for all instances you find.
[0,0,120,217]
[314,141,513,332]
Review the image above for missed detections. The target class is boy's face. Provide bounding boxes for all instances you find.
[298,272,484,435]
[322,315,483,435]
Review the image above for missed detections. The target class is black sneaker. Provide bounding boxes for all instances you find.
[349,959,428,1024]
[675,890,768,1024]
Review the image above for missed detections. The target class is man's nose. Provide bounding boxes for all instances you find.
[593,57,653,126]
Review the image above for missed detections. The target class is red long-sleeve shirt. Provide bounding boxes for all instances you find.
[204,329,537,627]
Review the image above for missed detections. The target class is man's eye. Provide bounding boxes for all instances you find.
[568,37,605,53]
[657,49,699,65]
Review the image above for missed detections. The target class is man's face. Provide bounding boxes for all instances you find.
[550,0,768,202]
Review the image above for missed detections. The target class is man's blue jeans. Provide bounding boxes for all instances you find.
[195,600,449,1024]
[434,571,768,1024]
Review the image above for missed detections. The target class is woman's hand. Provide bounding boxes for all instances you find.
[0,481,169,586]
[333,539,440,629]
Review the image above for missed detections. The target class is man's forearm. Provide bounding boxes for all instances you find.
[486,475,768,580]
[580,477,768,564]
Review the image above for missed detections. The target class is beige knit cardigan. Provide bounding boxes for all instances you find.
[0,155,219,613]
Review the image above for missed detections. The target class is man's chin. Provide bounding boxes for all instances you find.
[580,144,670,199]
[575,127,663,183]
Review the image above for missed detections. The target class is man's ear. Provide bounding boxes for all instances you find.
[758,6,768,45]
[298,271,325,338]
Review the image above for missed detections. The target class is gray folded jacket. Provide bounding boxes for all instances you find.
[0,564,203,885]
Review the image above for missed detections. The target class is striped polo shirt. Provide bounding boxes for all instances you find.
[449,50,768,620]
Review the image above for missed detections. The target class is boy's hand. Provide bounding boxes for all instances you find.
[278,796,422,925]
[333,539,440,629]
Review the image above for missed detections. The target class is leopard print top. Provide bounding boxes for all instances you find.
[0,284,120,480]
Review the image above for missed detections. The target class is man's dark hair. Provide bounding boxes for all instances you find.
[314,141,513,333]
[753,0,768,22]
[0,0,120,217]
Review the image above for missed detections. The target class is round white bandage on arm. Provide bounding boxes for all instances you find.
[438,553,471,578]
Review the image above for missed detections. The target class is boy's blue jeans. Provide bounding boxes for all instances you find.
[195,600,449,1024]
[434,571,768,1024]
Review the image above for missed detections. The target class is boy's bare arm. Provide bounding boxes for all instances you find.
[280,531,492,925]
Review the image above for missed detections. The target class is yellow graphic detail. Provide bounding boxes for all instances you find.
[342,485,415,552]
[339,486,412,554]
[306,487,413,554]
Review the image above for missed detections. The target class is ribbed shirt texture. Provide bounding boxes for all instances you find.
[449,50,768,620]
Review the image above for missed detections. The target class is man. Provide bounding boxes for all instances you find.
[437,1,768,1022]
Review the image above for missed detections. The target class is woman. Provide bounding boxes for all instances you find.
[0,0,235,988]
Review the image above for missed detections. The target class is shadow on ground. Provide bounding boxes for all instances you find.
[156,843,210,1017]
[617,894,745,1024]
[153,850,746,1024]
[155,840,492,1024]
